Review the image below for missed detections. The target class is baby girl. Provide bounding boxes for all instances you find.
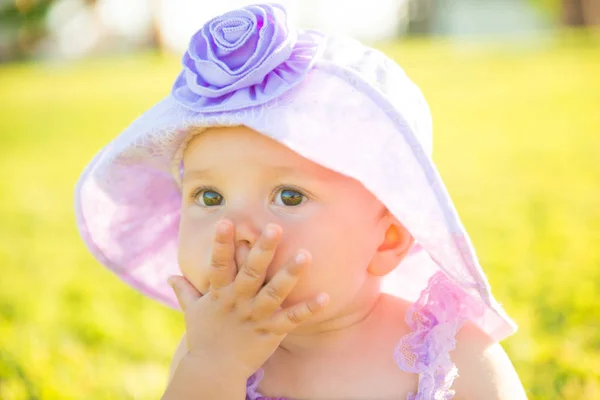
[75,3,527,399]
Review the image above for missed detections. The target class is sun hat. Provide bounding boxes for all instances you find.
[74,2,516,342]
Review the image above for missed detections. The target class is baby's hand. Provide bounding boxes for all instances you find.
[167,220,329,379]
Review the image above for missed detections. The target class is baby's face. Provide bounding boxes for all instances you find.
[178,125,390,314]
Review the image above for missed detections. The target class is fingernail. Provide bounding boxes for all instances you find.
[265,226,277,239]
[295,252,307,264]
[217,221,230,234]
[316,293,329,305]
[166,276,175,287]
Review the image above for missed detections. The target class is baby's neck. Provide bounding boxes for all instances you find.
[258,290,415,399]
[275,287,399,360]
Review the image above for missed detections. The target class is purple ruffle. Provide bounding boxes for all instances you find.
[394,271,485,400]
[171,3,323,113]
[246,367,288,400]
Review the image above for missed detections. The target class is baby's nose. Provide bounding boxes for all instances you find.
[231,217,261,269]
[233,218,261,247]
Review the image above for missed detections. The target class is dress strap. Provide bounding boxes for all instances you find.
[246,368,289,400]
[246,368,265,400]
[393,271,484,400]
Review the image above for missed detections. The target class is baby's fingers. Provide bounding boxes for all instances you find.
[267,293,329,335]
[234,224,281,299]
[252,250,310,315]
[167,275,201,312]
[209,219,236,290]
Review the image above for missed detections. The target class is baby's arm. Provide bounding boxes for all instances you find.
[162,350,248,400]
[452,322,528,400]
[167,332,188,384]
[162,331,248,399]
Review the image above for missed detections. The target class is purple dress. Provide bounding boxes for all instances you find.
[245,271,483,400]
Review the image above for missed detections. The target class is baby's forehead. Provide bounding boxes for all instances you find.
[181,126,369,191]
[183,126,327,175]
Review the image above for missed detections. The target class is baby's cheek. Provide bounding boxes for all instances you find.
[294,222,363,288]
[177,223,213,295]
[276,224,331,286]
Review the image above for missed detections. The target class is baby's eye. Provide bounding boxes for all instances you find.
[273,188,307,207]
[194,189,224,207]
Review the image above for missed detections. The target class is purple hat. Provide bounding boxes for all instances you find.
[75,3,516,342]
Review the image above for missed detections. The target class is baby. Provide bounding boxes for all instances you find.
[75,3,527,399]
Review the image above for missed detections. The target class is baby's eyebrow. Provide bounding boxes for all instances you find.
[266,165,333,182]
[182,168,214,181]
[182,164,332,183]
[268,166,300,174]
[184,165,296,177]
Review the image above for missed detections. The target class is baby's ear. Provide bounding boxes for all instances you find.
[368,213,414,277]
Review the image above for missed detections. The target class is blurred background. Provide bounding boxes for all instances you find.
[0,0,599,399]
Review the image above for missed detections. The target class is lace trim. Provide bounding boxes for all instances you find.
[246,368,264,400]
[246,368,288,400]
[394,271,484,400]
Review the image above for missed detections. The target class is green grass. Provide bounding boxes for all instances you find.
[1,31,599,399]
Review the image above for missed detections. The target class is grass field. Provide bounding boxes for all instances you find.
[1,31,599,399]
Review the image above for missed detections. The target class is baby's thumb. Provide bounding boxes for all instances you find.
[167,275,200,312]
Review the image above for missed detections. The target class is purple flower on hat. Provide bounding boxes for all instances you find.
[171,3,323,113]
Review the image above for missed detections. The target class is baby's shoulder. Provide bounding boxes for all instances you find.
[450,322,527,400]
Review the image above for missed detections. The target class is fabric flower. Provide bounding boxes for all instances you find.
[171,3,323,112]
